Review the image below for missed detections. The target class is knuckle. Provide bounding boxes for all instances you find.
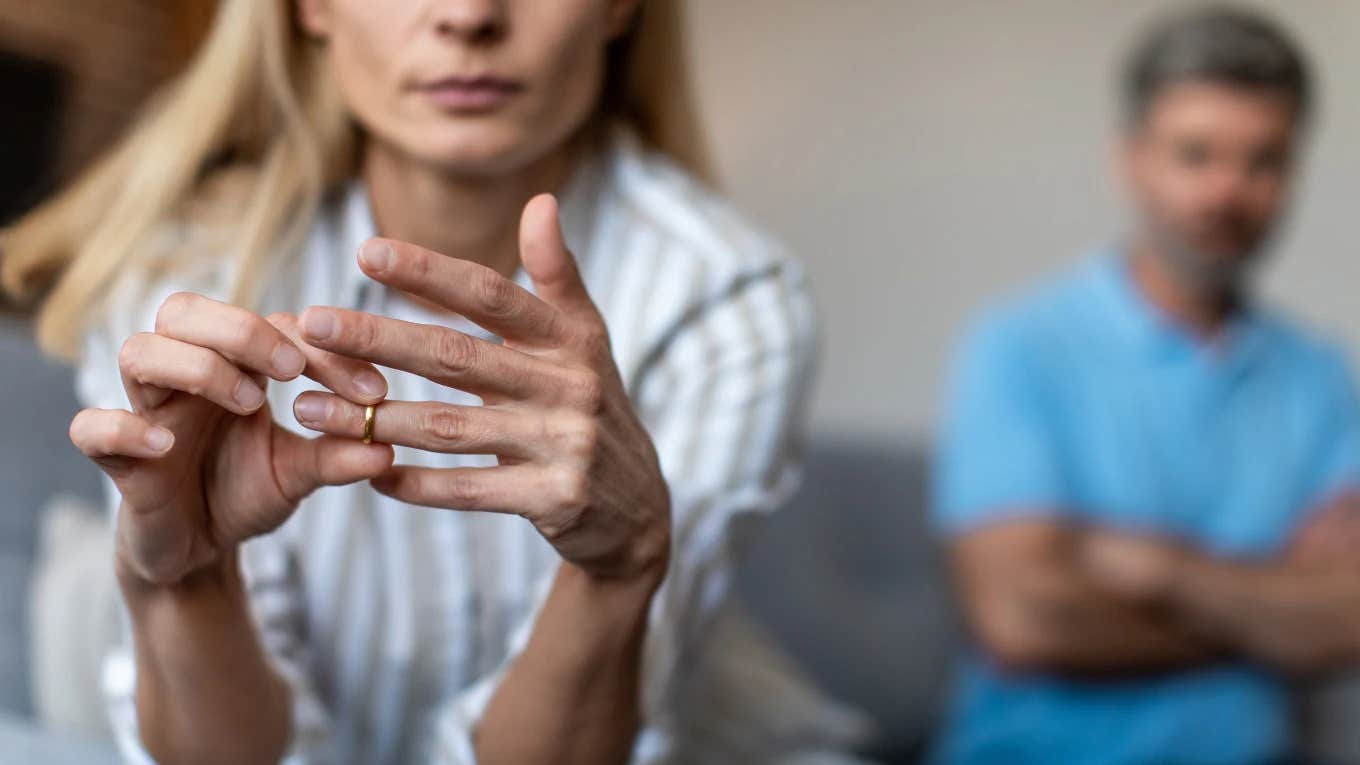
[184,352,219,396]
[554,416,599,460]
[564,370,604,412]
[435,331,477,375]
[117,333,151,372]
[405,246,430,280]
[474,269,516,317]
[576,320,610,351]
[106,414,135,444]
[423,407,469,445]
[351,315,381,352]
[553,467,591,514]
[68,410,96,450]
[154,291,197,332]
[537,473,589,540]
[446,472,483,506]
[227,314,266,351]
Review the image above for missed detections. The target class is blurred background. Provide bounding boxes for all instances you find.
[1,1,1358,763]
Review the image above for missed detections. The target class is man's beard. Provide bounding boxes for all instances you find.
[1151,220,1271,303]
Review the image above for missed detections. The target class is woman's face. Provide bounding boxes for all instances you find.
[297,0,638,177]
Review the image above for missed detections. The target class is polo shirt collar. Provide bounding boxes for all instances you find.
[1093,245,1267,372]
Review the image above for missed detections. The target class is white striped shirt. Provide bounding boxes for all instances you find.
[78,129,867,764]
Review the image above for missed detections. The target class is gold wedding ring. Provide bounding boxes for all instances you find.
[363,404,377,445]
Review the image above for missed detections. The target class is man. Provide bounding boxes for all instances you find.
[931,7,1360,765]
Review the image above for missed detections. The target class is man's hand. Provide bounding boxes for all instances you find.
[1081,514,1360,674]
[1288,493,1360,569]
[949,519,1222,675]
[1078,527,1187,601]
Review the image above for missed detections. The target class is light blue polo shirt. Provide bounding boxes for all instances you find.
[929,251,1360,765]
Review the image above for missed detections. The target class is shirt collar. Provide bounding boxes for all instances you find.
[1092,245,1267,372]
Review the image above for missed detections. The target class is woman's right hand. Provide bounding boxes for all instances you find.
[70,292,395,587]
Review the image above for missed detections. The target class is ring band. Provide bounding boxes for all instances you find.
[363,404,377,445]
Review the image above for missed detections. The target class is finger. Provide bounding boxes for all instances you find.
[70,408,175,465]
[370,464,554,514]
[519,194,595,317]
[354,237,566,346]
[273,430,395,504]
[154,292,306,380]
[298,308,564,400]
[292,392,539,458]
[119,332,267,415]
[268,312,387,405]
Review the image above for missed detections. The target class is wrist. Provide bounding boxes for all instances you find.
[559,547,667,624]
[116,544,243,604]
[571,498,671,590]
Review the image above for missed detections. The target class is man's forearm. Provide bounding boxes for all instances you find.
[118,550,292,765]
[955,521,1224,677]
[475,561,661,765]
[984,557,1223,675]
[1167,554,1360,672]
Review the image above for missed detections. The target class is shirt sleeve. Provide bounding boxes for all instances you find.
[1300,346,1360,507]
[76,294,336,765]
[933,310,1066,535]
[426,257,818,763]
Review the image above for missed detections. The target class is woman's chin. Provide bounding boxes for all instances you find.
[411,125,549,179]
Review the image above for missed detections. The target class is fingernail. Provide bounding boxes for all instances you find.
[303,310,337,342]
[272,343,305,377]
[235,379,266,411]
[145,427,174,453]
[293,395,327,426]
[359,241,391,271]
[353,370,386,398]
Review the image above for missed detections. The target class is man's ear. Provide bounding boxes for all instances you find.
[607,0,643,40]
[295,0,333,38]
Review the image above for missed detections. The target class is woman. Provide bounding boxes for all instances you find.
[2,1,857,764]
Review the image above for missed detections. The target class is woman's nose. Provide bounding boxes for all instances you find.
[431,0,508,44]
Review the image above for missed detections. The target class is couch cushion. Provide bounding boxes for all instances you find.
[737,436,958,761]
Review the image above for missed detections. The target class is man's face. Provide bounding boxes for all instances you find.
[1121,81,1301,292]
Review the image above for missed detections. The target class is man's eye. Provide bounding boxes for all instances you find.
[1248,151,1287,178]
[1176,143,1212,168]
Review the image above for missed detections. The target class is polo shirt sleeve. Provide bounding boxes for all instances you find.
[1302,347,1360,505]
[933,311,1066,535]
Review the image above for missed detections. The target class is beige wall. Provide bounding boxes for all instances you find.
[685,0,1360,441]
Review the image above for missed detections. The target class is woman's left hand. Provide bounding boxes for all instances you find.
[292,194,670,583]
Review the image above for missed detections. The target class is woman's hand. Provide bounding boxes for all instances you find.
[292,194,671,583]
[69,296,395,587]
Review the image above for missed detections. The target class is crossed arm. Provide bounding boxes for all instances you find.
[950,495,1360,678]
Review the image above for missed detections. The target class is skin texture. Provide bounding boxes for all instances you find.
[950,81,1360,681]
[70,2,669,764]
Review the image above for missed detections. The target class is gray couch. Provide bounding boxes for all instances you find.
[0,315,103,718]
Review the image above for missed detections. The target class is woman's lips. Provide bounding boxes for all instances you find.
[415,76,524,112]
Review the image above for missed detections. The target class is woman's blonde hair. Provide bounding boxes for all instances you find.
[2,0,709,359]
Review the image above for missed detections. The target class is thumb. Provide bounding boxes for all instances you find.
[274,429,394,503]
[519,193,594,315]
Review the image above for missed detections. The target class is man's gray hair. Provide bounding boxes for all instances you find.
[1122,4,1312,127]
